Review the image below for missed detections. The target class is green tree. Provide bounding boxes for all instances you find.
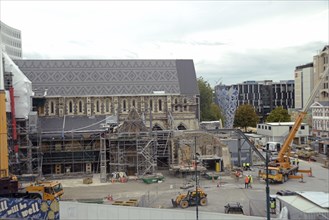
[197,77,224,122]
[208,103,223,121]
[234,104,259,130]
[266,106,291,122]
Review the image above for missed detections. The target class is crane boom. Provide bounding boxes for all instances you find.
[277,67,329,161]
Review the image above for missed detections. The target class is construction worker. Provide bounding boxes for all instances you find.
[270,198,276,214]
[244,175,249,189]
[296,158,299,166]
[248,175,253,188]
[246,163,250,170]
[242,163,246,170]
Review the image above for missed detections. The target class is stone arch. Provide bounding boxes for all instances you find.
[177,123,187,130]
[152,123,164,131]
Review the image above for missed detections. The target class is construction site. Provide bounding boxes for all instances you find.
[1,53,328,219]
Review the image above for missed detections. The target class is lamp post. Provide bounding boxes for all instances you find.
[194,136,199,220]
[266,145,270,220]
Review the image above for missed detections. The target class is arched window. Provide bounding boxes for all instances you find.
[105,99,110,112]
[177,123,187,130]
[78,101,83,113]
[123,99,127,112]
[149,99,153,111]
[69,101,73,114]
[158,99,162,111]
[96,100,100,113]
[50,101,54,114]
[152,124,163,131]
[174,98,178,111]
[132,99,136,108]
[183,98,187,111]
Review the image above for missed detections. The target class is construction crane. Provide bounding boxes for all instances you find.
[259,67,329,183]
[0,48,8,179]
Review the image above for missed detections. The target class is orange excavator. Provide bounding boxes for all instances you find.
[259,67,328,183]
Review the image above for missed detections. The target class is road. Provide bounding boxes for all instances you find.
[60,159,328,217]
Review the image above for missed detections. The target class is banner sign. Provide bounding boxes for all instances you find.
[0,197,59,220]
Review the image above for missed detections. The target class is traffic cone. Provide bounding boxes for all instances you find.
[299,174,304,183]
[308,168,313,177]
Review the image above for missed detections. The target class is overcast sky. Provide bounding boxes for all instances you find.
[1,1,328,86]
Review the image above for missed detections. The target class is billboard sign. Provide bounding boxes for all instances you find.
[0,197,59,220]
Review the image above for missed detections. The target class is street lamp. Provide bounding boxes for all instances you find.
[194,136,199,220]
[265,145,270,220]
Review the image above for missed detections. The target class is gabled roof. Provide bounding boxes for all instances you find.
[310,101,329,108]
[322,45,329,52]
[13,59,199,97]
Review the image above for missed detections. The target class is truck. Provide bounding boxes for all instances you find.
[0,177,64,200]
[259,67,328,183]
[262,142,281,153]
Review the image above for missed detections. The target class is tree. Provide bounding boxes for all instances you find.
[266,106,291,122]
[234,104,259,130]
[197,77,224,122]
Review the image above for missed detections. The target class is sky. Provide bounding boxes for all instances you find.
[1,1,328,86]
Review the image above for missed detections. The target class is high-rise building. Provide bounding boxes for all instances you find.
[294,63,313,109]
[313,45,329,102]
[0,21,22,59]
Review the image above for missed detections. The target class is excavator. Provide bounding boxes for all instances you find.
[259,67,329,183]
[0,51,63,200]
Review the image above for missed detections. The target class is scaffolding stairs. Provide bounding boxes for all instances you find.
[137,137,157,176]
[100,136,107,183]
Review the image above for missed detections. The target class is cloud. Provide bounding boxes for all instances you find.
[1,1,328,86]
[196,41,327,86]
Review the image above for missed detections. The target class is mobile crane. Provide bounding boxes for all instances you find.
[0,51,63,200]
[259,67,329,183]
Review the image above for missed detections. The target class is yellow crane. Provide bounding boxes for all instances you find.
[259,67,329,183]
[0,50,9,179]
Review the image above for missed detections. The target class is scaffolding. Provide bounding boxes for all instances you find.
[107,131,171,177]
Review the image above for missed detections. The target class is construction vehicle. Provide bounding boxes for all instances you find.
[224,202,244,214]
[259,67,329,183]
[0,51,64,200]
[0,178,64,200]
[295,145,318,160]
[171,187,208,208]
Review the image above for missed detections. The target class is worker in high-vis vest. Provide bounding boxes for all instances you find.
[246,163,250,170]
[244,175,249,189]
[270,199,276,214]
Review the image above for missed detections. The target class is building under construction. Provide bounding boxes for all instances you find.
[2,56,265,180]
[4,58,207,178]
